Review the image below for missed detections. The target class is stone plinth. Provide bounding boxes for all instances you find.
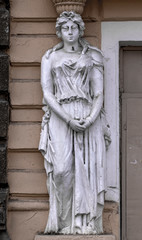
[35,235,116,240]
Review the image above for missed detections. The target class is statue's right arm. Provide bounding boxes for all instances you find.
[41,52,71,124]
[41,51,86,132]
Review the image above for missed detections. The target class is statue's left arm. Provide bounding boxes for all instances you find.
[84,50,104,127]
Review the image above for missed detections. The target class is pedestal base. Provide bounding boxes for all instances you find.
[35,234,116,240]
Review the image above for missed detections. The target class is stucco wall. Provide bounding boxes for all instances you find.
[7,0,142,239]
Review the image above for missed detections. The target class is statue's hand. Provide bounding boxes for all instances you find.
[79,117,93,129]
[69,119,86,132]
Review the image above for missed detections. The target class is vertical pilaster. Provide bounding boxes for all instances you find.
[0,0,10,239]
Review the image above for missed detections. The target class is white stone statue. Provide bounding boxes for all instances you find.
[39,11,111,235]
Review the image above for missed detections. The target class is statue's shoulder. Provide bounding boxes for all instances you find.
[42,49,62,63]
[42,49,55,61]
[42,42,64,62]
[88,46,103,65]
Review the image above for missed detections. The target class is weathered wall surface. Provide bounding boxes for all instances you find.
[0,1,10,239]
[8,0,142,239]
[102,0,142,20]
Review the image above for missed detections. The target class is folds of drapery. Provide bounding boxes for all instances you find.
[39,100,111,234]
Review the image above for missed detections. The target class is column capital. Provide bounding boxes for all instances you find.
[51,0,87,15]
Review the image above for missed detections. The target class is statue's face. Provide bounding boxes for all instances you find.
[61,20,79,44]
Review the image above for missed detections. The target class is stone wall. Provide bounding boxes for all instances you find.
[7,0,142,239]
[0,0,10,240]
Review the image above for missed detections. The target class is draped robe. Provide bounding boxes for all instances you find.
[39,47,111,234]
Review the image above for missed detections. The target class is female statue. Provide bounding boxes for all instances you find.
[39,11,111,235]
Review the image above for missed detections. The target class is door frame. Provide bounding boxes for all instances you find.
[102,21,142,240]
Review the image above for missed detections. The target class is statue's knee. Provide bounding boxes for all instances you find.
[54,167,65,180]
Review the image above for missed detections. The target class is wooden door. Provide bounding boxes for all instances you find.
[121,47,142,240]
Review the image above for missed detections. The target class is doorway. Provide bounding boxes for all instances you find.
[120,47,142,240]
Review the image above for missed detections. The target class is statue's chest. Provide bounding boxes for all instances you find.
[52,54,93,73]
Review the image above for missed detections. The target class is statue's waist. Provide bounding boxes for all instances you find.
[57,95,92,105]
[61,98,92,120]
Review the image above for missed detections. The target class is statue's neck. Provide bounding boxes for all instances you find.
[63,41,80,53]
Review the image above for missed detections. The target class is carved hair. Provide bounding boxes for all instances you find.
[56,11,85,38]
[45,11,103,58]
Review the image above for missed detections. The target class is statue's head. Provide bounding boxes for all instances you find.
[56,11,85,39]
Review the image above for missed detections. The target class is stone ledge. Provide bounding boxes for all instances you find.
[35,234,116,240]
